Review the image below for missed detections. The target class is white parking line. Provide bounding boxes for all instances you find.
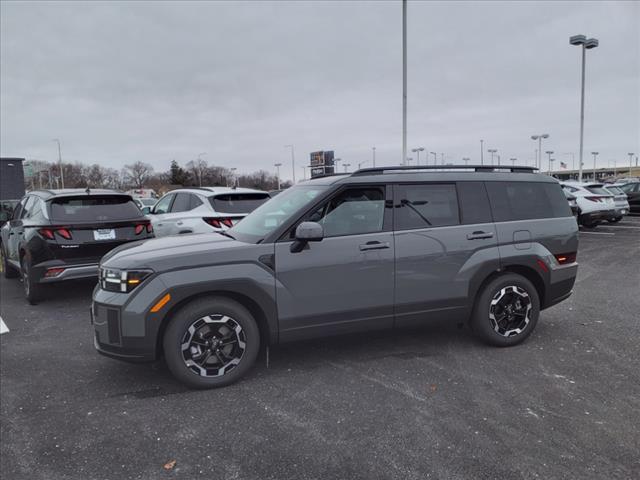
[0,316,8,335]
[579,231,615,236]
[599,225,640,230]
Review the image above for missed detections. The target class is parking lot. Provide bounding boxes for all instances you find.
[1,217,639,480]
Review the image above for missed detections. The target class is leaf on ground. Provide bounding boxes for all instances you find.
[430,384,437,392]
[163,460,177,470]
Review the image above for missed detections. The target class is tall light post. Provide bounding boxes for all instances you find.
[480,140,484,165]
[411,147,424,165]
[284,145,295,183]
[401,0,407,166]
[300,165,307,180]
[629,152,635,172]
[197,152,207,187]
[343,163,351,173]
[462,157,470,166]
[430,151,437,165]
[53,138,64,188]
[440,153,445,165]
[510,157,517,166]
[487,148,497,163]
[531,134,549,170]
[591,151,599,180]
[570,34,599,182]
[545,151,554,173]
[334,157,342,173]
[372,147,376,167]
[358,160,370,170]
[549,158,555,175]
[274,163,282,190]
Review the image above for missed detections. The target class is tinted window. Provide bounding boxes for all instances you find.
[171,193,193,213]
[210,193,270,214]
[20,196,36,219]
[306,187,385,237]
[395,184,459,230]
[605,186,623,195]
[457,182,492,225]
[190,194,203,210]
[154,194,174,214]
[49,195,142,222]
[486,182,571,221]
[619,183,638,193]
[585,186,610,195]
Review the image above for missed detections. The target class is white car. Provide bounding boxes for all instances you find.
[149,187,270,237]
[561,182,616,228]
[602,185,629,223]
[133,197,157,215]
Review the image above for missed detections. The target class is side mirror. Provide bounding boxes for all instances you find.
[141,206,152,215]
[291,221,324,253]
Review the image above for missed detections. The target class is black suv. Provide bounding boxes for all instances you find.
[91,166,579,389]
[1,189,153,303]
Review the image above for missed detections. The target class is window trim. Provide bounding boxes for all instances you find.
[392,182,461,232]
[276,183,393,242]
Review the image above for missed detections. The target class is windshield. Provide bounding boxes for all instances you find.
[229,185,328,243]
[209,193,270,214]
[605,186,623,195]
[49,195,141,222]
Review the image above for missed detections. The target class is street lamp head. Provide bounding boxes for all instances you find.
[541,134,549,139]
[628,152,635,156]
[585,38,599,49]
[591,152,598,155]
[274,163,282,167]
[531,135,539,140]
[569,34,587,46]
[545,150,554,154]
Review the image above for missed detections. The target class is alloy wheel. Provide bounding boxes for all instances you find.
[181,314,246,377]
[488,285,532,337]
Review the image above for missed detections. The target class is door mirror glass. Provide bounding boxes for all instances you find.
[141,206,152,215]
[295,221,324,242]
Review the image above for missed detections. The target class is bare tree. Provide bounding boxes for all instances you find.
[124,161,154,188]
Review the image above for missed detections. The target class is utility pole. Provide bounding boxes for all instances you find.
[372,147,376,167]
[591,152,599,180]
[284,145,295,183]
[53,138,64,188]
[480,140,484,165]
[274,163,282,190]
[401,0,407,165]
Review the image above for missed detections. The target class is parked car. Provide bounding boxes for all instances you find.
[134,197,157,215]
[602,185,629,222]
[0,199,19,227]
[0,189,154,303]
[149,187,270,237]
[92,165,579,389]
[562,189,579,217]
[616,182,640,214]
[561,182,616,228]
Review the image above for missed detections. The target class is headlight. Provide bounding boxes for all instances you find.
[100,267,152,293]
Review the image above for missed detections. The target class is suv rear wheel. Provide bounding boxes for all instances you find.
[471,273,540,347]
[163,297,260,389]
[21,256,44,304]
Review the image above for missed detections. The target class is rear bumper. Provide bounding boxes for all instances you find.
[38,263,99,283]
[542,262,578,310]
[579,210,616,222]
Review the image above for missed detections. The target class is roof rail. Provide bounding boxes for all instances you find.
[352,165,538,176]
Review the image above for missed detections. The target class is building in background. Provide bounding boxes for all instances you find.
[0,157,25,200]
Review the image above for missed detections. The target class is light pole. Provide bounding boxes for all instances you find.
[372,147,376,167]
[462,157,470,166]
[629,152,635,172]
[284,145,295,183]
[510,157,517,166]
[591,152,599,180]
[402,0,407,166]
[274,163,282,190]
[300,165,307,180]
[480,140,484,165]
[549,158,556,175]
[334,157,342,173]
[343,163,351,173]
[358,160,370,170]
[440,153,445,165]
[487,149,497,163]
[406,157,413,165]
[411,147,425,165]
[545,151,554,173]
[229,167,237,187]
[430,151,437,165]
[531,134,549,171]
[570,34,599,182]
[53,138,64,188]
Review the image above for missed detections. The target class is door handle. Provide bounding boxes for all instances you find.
[176,221,183,225]
[467,231,494,240]
[359,241,390,251]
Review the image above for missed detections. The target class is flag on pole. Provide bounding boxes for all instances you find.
[560,161,567,169]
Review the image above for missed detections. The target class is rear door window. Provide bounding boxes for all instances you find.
[49,196,141,222]
[395,184,460,230]
[486,182,571,221]
[170,193,193,213]
[457,182,492,225]
[210,193,270,214]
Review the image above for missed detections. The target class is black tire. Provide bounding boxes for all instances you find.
[163,296,260,389]
[1,243,19,279]
[471,273,540,347]
[580,218,598,228]
[21,256,45,305]
[607,217,622,223]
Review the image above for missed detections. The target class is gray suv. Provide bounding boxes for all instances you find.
[91,165,579,389]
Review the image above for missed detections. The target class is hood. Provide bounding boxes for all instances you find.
[101,233,256,271]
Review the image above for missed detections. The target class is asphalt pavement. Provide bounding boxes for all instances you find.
[1,217,639,480]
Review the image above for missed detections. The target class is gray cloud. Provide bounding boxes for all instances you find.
[1,0,638,180]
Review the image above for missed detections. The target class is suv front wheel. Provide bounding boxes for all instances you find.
[471,273,540,347]
[163,297,260,389]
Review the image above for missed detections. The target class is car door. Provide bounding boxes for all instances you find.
[7,196,29,262]
[393,182,499,327]
[150,193,175,237]
[170,193,204,234]
[275,185,395,342]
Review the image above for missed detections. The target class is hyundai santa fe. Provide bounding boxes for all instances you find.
[91,165,579,389]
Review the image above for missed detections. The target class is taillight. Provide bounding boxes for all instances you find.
[203,217,222,228]
[39,228,55,240]
[554,252,577,265]
[45,267,66,278]
[146,223,153,233]
[134,224,145,235]
[221,218,233,228]
[56,228,72,240]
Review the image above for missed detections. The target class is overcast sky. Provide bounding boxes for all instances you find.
[1,0,638,180]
